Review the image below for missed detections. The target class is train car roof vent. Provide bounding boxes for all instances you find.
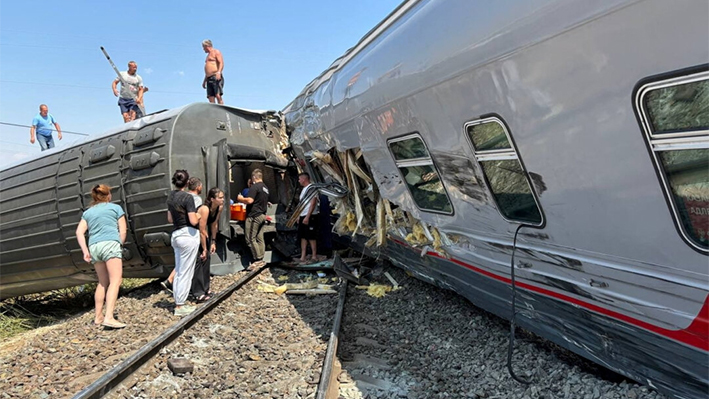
[130,151,161,171]
[134,127,166,147]
[89,145,115,164]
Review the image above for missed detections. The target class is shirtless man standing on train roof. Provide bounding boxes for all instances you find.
[201,40,224,104]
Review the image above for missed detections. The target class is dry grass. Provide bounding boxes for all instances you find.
[0,279,154,342]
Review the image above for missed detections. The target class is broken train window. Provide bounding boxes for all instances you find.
[388,134,453,214]
[636,68,709,252]
[464,117,543,225]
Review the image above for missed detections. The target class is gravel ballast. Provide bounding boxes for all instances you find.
[0,263,668,399]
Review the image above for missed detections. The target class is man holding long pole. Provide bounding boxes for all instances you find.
[111,60,144,123]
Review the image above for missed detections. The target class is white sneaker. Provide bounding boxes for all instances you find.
[174,305,196,316]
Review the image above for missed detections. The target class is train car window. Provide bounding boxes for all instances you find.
[636,70,709,252]
[390,136,429,160]
[468,121,511,151]
[387,134,453,214]
[465,117,543,225]
[644,79,709,135]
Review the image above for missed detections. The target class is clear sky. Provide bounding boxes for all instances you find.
[0,0,402,167]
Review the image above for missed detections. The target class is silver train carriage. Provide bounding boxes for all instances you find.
[283,0,708,398]
[0,103,294,300]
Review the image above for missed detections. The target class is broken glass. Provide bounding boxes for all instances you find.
[467,121,511,151]
[645,80,709,134]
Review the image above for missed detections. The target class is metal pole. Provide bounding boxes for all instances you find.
[100,46,146,117]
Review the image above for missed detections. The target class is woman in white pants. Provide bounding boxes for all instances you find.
[166,169,201,316]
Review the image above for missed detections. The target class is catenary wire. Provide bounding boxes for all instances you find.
[0,122,90,136]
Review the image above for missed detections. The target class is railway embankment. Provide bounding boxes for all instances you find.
[0,264,667,399]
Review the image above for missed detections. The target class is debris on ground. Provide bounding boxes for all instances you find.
[355,283,397,298]
[257,280,336,295]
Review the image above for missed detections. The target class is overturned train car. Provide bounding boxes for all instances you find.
[0,103,293,299]
[283,0,708,398]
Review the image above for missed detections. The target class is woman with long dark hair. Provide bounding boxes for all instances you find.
[167,170,201,316]
[76,184,127,329]
[191,187,224,302]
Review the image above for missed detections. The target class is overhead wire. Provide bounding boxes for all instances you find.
[0,122,90,136]
[0,80,206,96]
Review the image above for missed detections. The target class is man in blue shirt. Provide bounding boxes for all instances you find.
[30,104,62,151]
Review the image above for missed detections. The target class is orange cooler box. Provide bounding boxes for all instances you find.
[230,203,246,221]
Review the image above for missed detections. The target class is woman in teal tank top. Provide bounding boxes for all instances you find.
[75,184,127,329]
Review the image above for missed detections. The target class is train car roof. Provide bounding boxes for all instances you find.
[283,0,417,113]
[1,103,274,171]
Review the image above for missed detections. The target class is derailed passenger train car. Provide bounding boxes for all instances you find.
[0,103,292,299]
[283,0,708,398]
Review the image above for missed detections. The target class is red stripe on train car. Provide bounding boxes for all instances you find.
[390,238,709,351]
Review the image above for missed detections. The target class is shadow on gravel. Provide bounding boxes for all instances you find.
[125,283,163,300]
[151,299,175,311]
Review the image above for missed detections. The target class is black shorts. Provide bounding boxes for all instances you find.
[298,214,319,240]
[206,75,224,97]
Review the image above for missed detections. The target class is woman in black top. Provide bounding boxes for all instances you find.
[166,170,200,316]
[191,187,224,302]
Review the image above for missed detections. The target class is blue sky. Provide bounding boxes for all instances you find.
[0,0,402,167]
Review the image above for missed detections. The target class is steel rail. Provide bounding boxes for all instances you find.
[315,279,349,399]
[71,265,268,399]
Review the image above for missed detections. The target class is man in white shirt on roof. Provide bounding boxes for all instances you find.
[112,61,144,123]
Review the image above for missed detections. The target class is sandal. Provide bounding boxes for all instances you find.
[101,320,126,329]
[196,294,212,303]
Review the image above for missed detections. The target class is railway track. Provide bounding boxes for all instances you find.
[63,265,349,399]
[0,260,667,399]
[72,266,268,398]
